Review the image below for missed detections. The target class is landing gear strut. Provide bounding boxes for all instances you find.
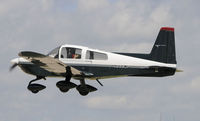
[56,66,97,96]
[27,76,46,94]
[56,66,77,93]
[76,79,89,96]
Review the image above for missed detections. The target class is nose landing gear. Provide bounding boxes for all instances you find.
[27,76,46,94]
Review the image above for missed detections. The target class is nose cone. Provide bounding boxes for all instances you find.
[11,58,19,64]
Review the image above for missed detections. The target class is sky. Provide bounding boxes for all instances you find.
[0,0,200,121]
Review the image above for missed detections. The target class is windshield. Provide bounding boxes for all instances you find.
[47,46,60,58]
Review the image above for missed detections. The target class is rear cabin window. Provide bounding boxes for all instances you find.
[86,50,108,60]
[61,47,82,59]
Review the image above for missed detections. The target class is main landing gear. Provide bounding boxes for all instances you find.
[76,79,97,96]
[56,66,97,96]
[27,76,46,94]
[56,66,77,93]
[56,78,97,96]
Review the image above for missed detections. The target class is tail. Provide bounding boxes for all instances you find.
[150,27,176,64]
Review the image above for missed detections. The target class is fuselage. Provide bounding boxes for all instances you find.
[11,44,176,80]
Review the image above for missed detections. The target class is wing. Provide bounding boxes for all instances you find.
[18,51,81,76]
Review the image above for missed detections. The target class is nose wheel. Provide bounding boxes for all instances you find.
[27,76,46,94]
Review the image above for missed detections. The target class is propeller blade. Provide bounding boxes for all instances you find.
[9,63,18,71]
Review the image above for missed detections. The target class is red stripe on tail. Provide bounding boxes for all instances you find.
[160,27,174,32]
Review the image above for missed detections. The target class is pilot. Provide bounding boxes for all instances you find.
[73,54,80,59]
[67,48,75,58]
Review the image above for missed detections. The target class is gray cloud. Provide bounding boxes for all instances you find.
[1,0,200,121]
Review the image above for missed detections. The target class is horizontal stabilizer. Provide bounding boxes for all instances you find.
[176,69,183,72]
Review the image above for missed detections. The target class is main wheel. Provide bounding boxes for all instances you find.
[78,90,89,96]
[56,81,77,93]
[59,87,69,93]
[76,85,89,96]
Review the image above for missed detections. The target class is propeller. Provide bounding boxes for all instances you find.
[9,63,18,71]
[10,58,19,71]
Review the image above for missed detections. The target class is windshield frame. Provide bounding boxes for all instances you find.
[47,46,60,58]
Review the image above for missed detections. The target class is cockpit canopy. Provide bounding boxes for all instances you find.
[47,45,108,60]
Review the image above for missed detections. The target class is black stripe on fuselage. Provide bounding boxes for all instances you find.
[70,64,176,77]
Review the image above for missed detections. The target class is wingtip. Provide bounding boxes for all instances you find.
[18,51,30,57]
[18,51,46,58]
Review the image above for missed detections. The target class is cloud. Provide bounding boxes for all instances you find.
[150,5,172,25]
[1,0,200,121]
[171,76,200,93]
[191,77,200,89]
[104,42,152,53]
[84,95,127,109]
[84,92,154,110]
[78,0,109,12]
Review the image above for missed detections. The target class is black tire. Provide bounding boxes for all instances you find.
[79,90,89,96]
[59,87,69,93]
[31,90,39,94]
[27,84,46,92]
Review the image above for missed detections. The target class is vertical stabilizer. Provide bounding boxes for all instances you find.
[150,27,176,64]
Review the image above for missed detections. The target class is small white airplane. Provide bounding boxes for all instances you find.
[10,27,179,96]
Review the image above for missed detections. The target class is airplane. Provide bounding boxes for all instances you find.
[10,27,179,96]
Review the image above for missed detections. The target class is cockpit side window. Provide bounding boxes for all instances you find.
[47,46,60,58]
[61,47,82,59]
[86,50,108,60]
